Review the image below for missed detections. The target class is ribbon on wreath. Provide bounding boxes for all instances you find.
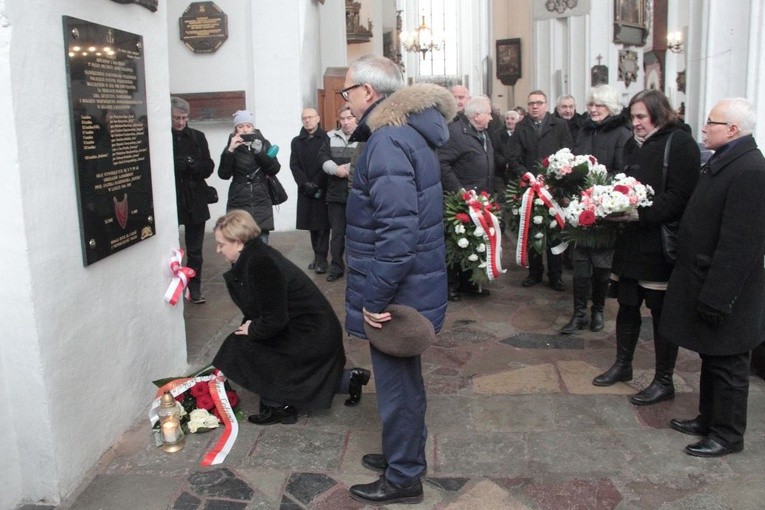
[149,369,239,466]
[164,249,196,305]
[465,191,506,280]
[515,172,566,267]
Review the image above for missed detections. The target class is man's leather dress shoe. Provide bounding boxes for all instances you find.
[349,475,423,505]
[684,436,743,458]
[361,453,387,472]
[344,368,371,406]
[326,272,343,282]
[670,417,710,436]
[549,278,565,291]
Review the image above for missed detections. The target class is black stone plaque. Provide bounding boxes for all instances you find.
[179,2,228,54]
[63,17,155,266]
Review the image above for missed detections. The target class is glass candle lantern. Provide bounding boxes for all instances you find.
[157,391,186,452]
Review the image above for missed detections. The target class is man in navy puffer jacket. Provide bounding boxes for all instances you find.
[342,55,456,505]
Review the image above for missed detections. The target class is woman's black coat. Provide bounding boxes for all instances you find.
[290,127,330,230]
[218,130,281,231]
[661,135,765,355]
[574,114,632,173]
[611,123,700,282]
[213,239,345,409]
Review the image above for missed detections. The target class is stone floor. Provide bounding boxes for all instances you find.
[49,231,765,510]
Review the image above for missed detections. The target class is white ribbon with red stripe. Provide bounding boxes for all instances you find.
[164,249,196,305]
[465,191,505,281]
[149,369,239,466]
[515,172,566,267]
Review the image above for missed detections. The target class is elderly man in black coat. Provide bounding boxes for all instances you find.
[290,108,330,273]
[662,98,765,457]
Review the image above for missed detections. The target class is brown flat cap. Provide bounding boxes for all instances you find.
[363,304,436,357]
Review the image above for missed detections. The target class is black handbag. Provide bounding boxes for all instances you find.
[204,183,218,204]
[266,174,288,205]
[660,132,678,264]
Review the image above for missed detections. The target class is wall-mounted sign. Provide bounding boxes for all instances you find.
[63,17,155,266]
[179,2,228,54]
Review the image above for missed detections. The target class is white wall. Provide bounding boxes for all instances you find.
[1,0,187,505]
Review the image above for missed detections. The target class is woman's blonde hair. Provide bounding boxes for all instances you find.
[214,210,261,243]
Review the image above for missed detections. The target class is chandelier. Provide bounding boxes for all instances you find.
[401,15,442,59]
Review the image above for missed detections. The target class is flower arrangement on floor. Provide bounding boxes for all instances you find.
[561,173,654,249]
[150,366,244,466]
[505,149,610,266]
[444,189,505,288]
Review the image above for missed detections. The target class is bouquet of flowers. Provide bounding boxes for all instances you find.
[444,189,505,288]
[561,173,654,249]
[505,150,610,265]
[539,148,608,201]
[150,366,244,466]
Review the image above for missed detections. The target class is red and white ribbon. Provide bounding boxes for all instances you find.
[164,249,196,305]
[465,191,505,281]
[515,172,566,267]
[149,369,239,466]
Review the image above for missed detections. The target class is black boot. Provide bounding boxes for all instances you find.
[590,268,610,332]
[560,277,590,334]
[630,332,678,405]
[345,368,371,406]
[592,323,640,386]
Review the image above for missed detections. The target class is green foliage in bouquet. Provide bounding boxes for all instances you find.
[444,190,501,287]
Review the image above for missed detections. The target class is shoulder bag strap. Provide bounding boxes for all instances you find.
[662,131,676,193]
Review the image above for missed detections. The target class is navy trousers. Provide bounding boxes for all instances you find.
[369,344,427,486]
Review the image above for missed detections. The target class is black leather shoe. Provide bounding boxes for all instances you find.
[361,453,388,472]
[549,279,565,291]
[315,265,327,274]
[448,289,461,302]
[630,381,675,406]
[684,436,743,458]
[522,276,543,287]
[307,260,316,270]
[349,475,423,505]
[326,272,343,282]
[670,417,710,436]
[247,405,298,425]
[344,368,371,406]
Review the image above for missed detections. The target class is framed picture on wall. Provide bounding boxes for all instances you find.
[614,0,647,46]
[496,38,521,86]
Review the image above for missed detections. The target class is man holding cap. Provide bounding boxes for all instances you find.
[342,54,455,505]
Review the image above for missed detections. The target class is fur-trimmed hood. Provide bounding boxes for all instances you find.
[366,83,458,147]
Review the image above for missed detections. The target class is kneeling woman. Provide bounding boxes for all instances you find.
[212,210,369,424]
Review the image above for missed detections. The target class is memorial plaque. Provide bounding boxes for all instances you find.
[63,17,155,266]
[179,2,228,54]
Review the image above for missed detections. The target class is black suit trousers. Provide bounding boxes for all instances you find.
[698,351,750,448]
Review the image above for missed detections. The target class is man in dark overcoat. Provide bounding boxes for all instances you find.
[171,96,215,304]
[290,108,330,273]
[661,97,765,457]
[507,90,573,291]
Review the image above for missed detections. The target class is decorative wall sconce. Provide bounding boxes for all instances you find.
[667,31,684,54]
[401,15,443,59]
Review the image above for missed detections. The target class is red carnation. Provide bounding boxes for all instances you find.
[190,382,209,398]
[196,394,215,410]
[578,210,596,227]
[226,390,239,408]
[480,191,490,199]
[589,155,597,165]
[542,157,550,167]
[175,393,184,402]
[462,192,471,201]
[613,184,630,195]
[211,407,222,420]
[455,212,471,223]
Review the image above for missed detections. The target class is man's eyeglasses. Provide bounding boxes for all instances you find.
[340,84,364,101]
[705,119,729,126]
[527,100,545,107]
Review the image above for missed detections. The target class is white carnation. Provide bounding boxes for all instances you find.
[468,254,479,261]
[534,232,544,239]
[474,226,485,237]
[454,224,465,234]
[534,198,544,206]
[457,238,469,248]
[476,243,486,252]
[533,215,543,225]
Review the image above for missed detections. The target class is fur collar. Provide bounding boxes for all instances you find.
[367,83,458,133]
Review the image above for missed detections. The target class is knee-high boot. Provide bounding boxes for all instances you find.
[630,328,678,405]
[592,322,640,386]
[560,277,590,334]
[590,268,610,332]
